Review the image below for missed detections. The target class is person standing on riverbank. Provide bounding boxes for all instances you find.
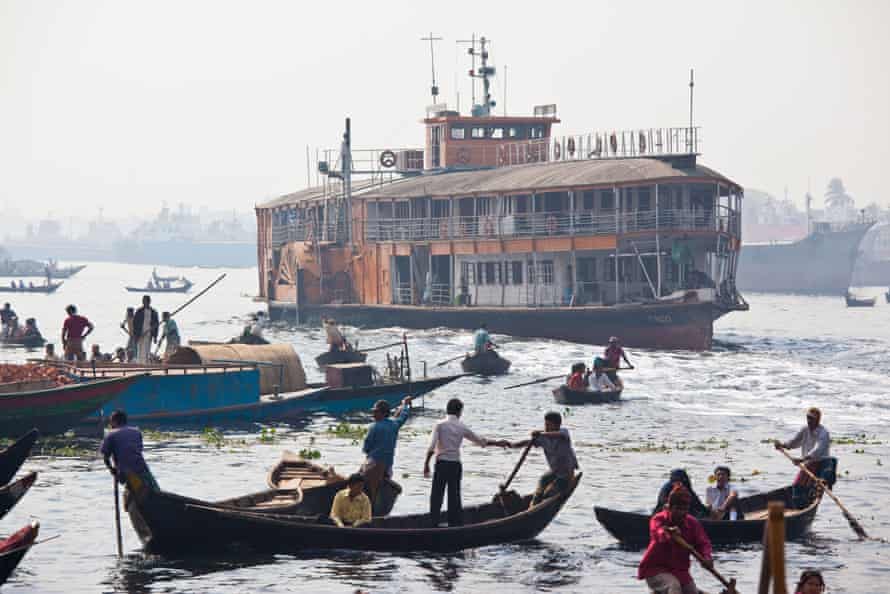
[61,304,93,361]
[133,296,159,364]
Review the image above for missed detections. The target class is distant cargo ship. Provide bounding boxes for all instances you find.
[737,221,873,294]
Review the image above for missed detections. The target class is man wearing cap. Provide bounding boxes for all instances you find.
[775,408,834,507]
[638,485,713,594]
[361,397,412,502]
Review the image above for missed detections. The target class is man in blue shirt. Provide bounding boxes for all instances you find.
[101,410,159,495]
[473,323,492,355]
[361,397,412,501]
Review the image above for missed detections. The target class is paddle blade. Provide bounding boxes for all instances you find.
[843,509,869,540]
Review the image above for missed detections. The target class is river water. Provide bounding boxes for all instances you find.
[1,263,888,593]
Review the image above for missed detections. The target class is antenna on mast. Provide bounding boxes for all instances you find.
[459,35,496,117]
[457,33,478,109]
[688,68,695,153]
[421,33,443,103]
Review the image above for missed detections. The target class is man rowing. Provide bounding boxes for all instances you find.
[638,485,713,594]
[603,336,633,388]
[508,411,579,504]
[323,317,347,352]
[774,407,836,507]
[360,397,412,503]
[472,323,493,356]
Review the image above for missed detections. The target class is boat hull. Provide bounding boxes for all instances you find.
[552,386,621,405]
[0,522,39,586]
[738,223,872,294]
[128,473,580,555]
[0,430,39,486]
[594,486,819,547]
[0,377,137,437]
[269,300,735,351]
[0,472,37,521]
[461,350,511,376]
[314,350,367,369]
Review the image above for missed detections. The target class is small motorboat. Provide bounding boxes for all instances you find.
[126,472,581,555]
[461,350,511,376]
[552,385,622,405]
[0,282,62,294]
[0,521,39,586]
[0,430,38,487]
[845,293,876,307]
[594,485,821,547]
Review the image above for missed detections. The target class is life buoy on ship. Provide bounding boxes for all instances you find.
[483,217,496,236]
[379,150,397,168]
[639,131,647,154]
[609,133,618,154]
[567,137,576,157]
[456,148,471,164]
[546,215,558,235]
[553,140,561,160]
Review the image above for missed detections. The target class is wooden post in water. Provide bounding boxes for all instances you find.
[757,501,788,594]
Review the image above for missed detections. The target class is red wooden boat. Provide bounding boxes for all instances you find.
[0,376,140,437]
[0,521,39,586]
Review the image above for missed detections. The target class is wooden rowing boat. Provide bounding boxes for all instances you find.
[266,451,401,517]
[314,349,367,369]
[0,282,62,294]
[845,294,876,307]
[0,334,46,348]
[461,350,511,376]
[0,521,39,586]
[0,430,38,487]
[594,485,821,547]
[125,279,193,293]
[552,385,622,405]
[0,376,139,437]
[126,472,581,554]
[0,472,37,521]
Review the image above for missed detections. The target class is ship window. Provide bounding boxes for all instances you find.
[508,127,522,138]
[530,126,545,139]
[605,258,616,281]
[582,191,595,210]
[638,188,651,210]
[488,127,504,139]
[528,261,554,285]
[484,262,497,285]
[600,191,615,210]
[577,257,596,281]
[509,261,523,284]
[461,262,474,285]
[394,201,410,219]
[471,127,486,139]
[450,126,466,140]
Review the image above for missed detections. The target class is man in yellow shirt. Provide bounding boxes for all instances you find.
[329,473,372,527]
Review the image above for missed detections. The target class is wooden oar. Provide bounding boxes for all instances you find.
[113,475,123,557]
[672,532,739,593]
[136,273,227,340]
[500,439,535,492]
[776,447,869,540]
[503,367,632,390]
[435,353,468,367]
[358,340,404,353]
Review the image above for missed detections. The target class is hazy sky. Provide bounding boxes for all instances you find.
[2,0,888,218]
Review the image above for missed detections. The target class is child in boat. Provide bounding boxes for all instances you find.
[566,362,589,390]
[638,485,713,594]
[509,411,579,505]
[329,473,372,527]
[794,570,825,594]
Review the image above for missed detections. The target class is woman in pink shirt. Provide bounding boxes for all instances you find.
[638,486,713,594]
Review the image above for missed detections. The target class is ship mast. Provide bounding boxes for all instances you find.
[458,34,496,116]
[421,33,443,104]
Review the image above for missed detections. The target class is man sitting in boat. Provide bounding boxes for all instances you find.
[360,397,412,500]
[509,411,579,505]
[654,469,708,518]
[22,317,42,340]
[329,473,372,527]
[323,317,347,352]
[0,303,16,338]
[705,466,740,520]
[566,362,590,391]
[472,323,494,355]
[604,336,633,385]
[44,343,59,361]
[90,344,112,362]
[101,410,159,497]
[590,358,617,392]
[774,407,836,508]
[638,486,713,594]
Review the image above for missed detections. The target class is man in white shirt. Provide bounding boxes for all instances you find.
[705,466,739,520]
[590,359,617,392]
[423,398,508,527]
[774,407,834,507]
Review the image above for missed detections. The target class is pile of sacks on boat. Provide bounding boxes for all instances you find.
[0,363,73,386]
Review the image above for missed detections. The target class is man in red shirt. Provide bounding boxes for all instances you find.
[61,304,94,361]
[638,486,713,594]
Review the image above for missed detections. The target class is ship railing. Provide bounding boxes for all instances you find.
[429,283,451,305]
[364,208,722,242]
[492,127,702,168]
[270,220,345,245]
[393,283,413,305]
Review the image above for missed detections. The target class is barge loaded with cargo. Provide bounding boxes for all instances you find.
[256,39,747,349]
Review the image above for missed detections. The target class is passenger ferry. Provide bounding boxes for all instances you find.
[256,38,747,350]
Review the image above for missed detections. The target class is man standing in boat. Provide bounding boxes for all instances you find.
[603,336,633,387]
[472,323,493,355]
[424,398,508,527]
[360,397,412,502]
[133,295,159,364]
[61,304,94,361]
[101,410,159,493]
[638,485,713,594]
[508,411,579,504]
[323,317,346,352]
[774,407,835,507]
[0,302,16,338]
[159,311,180,359]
